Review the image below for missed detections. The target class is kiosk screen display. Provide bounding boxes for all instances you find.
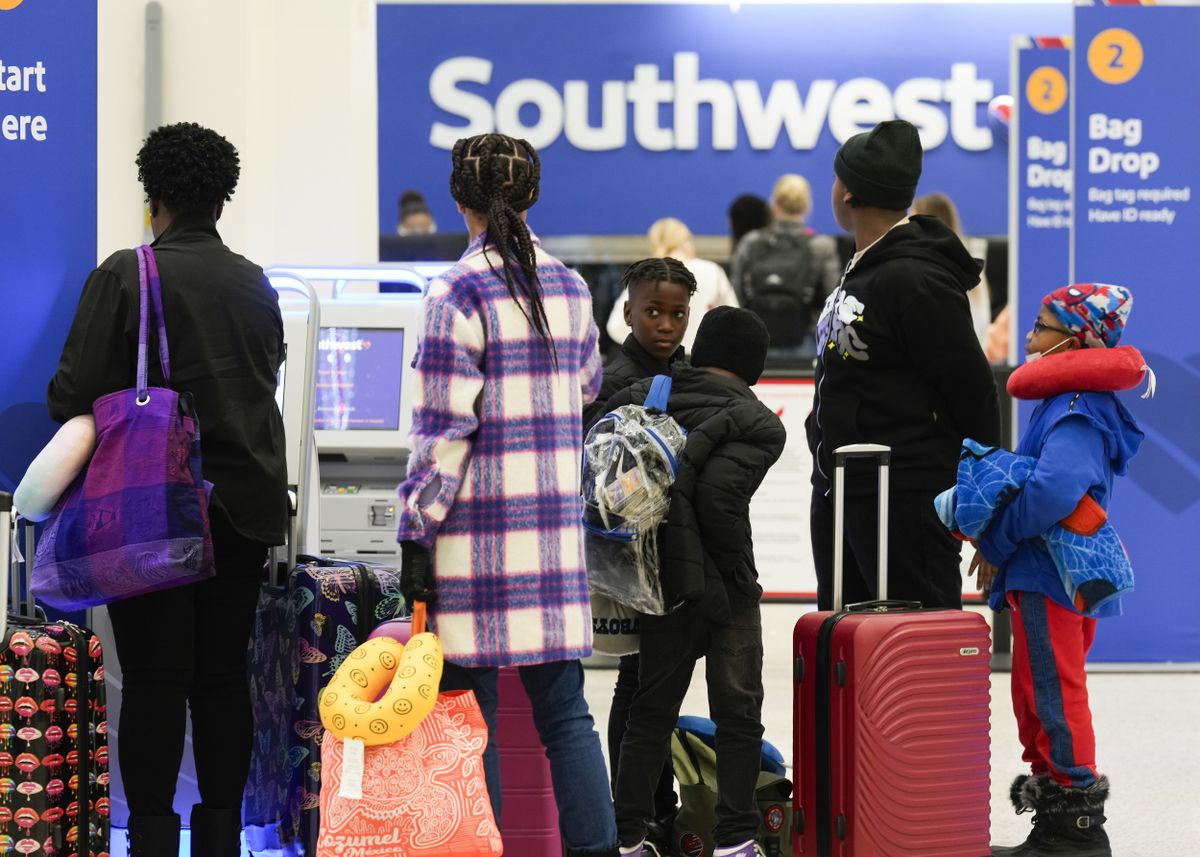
[315,327,406,430]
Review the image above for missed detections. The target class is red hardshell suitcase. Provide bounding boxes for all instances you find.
[792,445,991,857]
[497,667,562,857]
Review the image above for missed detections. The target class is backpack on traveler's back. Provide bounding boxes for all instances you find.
[670,716,793,857]
[740,228,820,348]
[581,375,686,617]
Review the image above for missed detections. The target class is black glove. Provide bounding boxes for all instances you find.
[400,540,436,605]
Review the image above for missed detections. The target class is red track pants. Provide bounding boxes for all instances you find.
[1007,590,1100,788]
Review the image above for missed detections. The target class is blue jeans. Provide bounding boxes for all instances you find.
[441,659,618,855]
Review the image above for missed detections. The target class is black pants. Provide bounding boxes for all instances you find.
[107,514,267,818]
[615,599,764,848]
[609,654,677,820]
[810,484,963,611]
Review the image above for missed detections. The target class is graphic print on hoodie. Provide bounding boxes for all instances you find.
[817,290,869,361]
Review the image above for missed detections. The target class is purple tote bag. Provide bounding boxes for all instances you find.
[32,244,216,609]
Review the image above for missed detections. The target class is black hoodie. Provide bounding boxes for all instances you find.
[805,215,1000,495]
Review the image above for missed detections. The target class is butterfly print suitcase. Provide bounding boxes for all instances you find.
[245,554,403,856]
[0,507,110,857]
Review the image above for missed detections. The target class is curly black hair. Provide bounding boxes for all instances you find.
[620,257,698,298]
[136,122,240,216]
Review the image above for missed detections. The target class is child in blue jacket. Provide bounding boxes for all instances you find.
[972,284,1142,857]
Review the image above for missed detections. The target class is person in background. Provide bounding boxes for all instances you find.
[807,119,1000,611]
[47,122,289,857]
[606,308,785,857]
[987,304,1014,364]
[397,188,437,235]
[605,218,738,353]
[973,285,1140,857]
[730,174,841,359]
[727,193,772,254]
[395,132,618,857]
[912,192,993,353]
[585,257,696,852]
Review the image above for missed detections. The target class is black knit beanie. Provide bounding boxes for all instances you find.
[834,119,923,210]
[691,307,770,386]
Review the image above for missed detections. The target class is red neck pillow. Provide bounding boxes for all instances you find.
[1007,344,1154,401]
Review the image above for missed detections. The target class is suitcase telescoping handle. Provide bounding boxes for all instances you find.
[0,497,40,632]
[832,444,891,612]
[269,484,299,587]
[0,492,10,641]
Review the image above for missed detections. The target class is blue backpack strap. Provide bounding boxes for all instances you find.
[644,374,672,413]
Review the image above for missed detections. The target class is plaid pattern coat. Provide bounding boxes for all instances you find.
[397,232,604,667]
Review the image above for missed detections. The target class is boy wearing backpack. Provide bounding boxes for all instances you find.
[585,257,696,854]
[730,174,841,356]
[606,307,786,857]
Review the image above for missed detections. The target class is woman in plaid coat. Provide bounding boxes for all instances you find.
[396,133,618,856]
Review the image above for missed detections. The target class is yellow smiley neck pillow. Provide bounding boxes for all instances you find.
[319,602,443,745]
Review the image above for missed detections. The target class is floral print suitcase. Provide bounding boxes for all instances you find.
[245,556,403,856]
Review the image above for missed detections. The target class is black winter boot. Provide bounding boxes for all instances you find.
[992,774,1112,856]
[127,814,181,857]
[190,804,243,857]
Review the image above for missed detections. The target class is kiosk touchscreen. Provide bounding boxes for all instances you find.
[315,327,406,432]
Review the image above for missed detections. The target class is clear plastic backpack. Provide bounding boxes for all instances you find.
[581,375,686,616]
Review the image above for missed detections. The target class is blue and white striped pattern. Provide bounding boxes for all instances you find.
[397,231,604,667]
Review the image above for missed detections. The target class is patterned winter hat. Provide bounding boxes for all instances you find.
[1043,283,1133,349]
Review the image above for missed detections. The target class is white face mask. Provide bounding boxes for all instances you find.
[1026,336,1073,363]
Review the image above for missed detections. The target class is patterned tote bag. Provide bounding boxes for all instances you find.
[318,604,502,857]
[32,244,215,609]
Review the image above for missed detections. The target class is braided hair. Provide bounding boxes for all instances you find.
[450,134,555,359]
[619,257,698,298]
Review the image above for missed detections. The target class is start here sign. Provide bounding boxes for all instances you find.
[0,59,50,140]
[0,0,97,492]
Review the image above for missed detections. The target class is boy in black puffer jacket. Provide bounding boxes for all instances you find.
[585,257,696,851]
[608,307,786,857]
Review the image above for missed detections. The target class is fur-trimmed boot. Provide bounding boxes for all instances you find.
[992,774,1112,856]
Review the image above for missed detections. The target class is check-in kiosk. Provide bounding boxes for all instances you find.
[269,265,451,559]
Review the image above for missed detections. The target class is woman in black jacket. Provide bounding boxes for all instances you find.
[47,123,288,857]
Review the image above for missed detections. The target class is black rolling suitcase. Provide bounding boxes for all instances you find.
[0,493,110,857]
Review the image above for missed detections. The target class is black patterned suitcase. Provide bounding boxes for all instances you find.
[0,497,110,857]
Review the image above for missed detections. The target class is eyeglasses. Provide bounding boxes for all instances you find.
[1032,318,1073,337]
